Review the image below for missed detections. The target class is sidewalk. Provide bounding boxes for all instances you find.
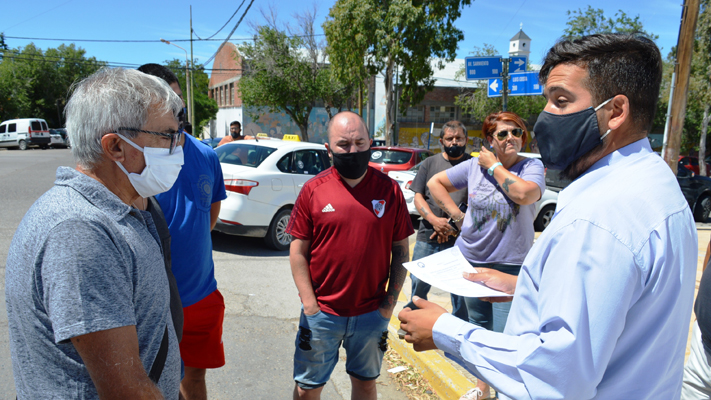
[387,227,711,399]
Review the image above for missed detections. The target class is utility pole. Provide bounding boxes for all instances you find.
[161,38,191,130]
[664,0,701,173]
[190,6,196,134]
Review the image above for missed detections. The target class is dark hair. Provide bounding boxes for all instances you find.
[137,63,179,86]
[440,120,467,139]
[482,111,528,147]
[539,33,662,133]
[230,121,241,128]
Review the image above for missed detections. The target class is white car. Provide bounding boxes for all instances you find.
[387,163,420,216]
[213,139,331,251]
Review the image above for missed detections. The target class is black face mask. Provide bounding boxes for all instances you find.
[331,148,371,180]
[230,131,240,139]
[443,144,466,159]
[532,98,613,170]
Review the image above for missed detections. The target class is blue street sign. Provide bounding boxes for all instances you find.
[487,72,543,98]
[465,56,503,80]
[509,56,527,73]
[488,78,503,97]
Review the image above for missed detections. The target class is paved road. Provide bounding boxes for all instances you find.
[0,148,408,400]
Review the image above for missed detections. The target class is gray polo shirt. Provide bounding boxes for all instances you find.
[5,167,180,399]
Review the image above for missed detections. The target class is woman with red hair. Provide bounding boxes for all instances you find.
[427,111,546,400]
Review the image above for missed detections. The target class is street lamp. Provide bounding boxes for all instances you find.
[160,38,191,131]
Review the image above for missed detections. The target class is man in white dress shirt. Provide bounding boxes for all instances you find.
[399,33,698,400]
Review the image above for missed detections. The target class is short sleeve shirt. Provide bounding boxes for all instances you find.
[286,167,414,316]
[409,153,471,243]
[156,133,227,307]
[446,157,545,264]
[5,167,180,399]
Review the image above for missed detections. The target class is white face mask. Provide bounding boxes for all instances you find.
[115,133,184,198]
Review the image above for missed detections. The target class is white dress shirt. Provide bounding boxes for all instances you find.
[433,139,697,399]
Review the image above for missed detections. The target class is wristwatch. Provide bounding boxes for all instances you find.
[488,162,503,176]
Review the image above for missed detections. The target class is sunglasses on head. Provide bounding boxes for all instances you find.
[494,128,524,140]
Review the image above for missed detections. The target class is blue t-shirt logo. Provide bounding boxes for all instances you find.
[197,174,212,210]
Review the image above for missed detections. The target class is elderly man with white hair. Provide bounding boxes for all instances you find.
[6,67,184,399]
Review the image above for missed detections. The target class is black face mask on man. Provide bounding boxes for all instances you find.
[331,148,371,180]
[443,144,466,158]
[532,97,613,170]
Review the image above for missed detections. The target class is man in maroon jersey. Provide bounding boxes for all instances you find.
[286,111,413,400]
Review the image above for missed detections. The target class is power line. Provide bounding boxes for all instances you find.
[201,0,255,68]
[193,4,244,40]
[0,52,243,72]
[3,33,325,44]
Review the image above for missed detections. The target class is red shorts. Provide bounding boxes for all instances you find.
[179,289,226,369]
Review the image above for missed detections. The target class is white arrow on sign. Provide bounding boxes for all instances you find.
[489,80,499,93]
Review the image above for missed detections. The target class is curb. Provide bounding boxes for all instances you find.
[387,313,475,400]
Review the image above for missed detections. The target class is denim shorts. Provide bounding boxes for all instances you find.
[293,308,390,389]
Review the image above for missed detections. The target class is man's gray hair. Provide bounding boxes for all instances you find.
[65,67,183,170]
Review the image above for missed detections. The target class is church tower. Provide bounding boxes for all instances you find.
[509,24,531,58]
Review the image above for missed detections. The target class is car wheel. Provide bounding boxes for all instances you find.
[694,196,711,222]
[264,208,292,251]
[534,204,556,231]
[18,140,27,151]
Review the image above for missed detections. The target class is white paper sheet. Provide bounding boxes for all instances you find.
[403,246,511,298]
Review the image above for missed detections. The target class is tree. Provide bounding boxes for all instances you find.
[656,0,711,167]
[0,43,106,126]
[324,0,472,146]
[238,7,353,142]
[563,6,659,40]
[694,0,711,174]
[164,59,217,135]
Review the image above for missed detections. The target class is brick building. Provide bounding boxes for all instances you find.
[207,42,243,138]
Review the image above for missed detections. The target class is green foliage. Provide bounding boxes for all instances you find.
[238,21,352,142]
[324,0,472,145]
[657,0,711,153]
[238,26,318,141]
[0,43,106,126]
[563,6,659,40]
[163,59,217,134]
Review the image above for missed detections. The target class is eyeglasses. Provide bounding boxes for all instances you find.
[117,126,181,154]
[494,128,524,141]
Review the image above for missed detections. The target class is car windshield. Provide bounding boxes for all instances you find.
[215,143,277,168]
[370,149,413,165]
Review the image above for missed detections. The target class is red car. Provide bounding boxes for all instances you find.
[369,146,434,174]
[679,156,711,177]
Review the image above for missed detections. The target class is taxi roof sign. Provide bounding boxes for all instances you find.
[283,134,301,142]
[256,133,270,138]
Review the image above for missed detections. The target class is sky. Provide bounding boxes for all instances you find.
[1,0,684,79]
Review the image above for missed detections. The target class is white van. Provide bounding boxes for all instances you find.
[0,118,51,150]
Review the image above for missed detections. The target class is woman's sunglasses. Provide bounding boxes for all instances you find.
[494,128,524,140]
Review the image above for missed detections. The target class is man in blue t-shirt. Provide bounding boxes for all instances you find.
[139,63,227,400]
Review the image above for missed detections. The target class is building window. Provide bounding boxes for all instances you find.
[220,86,224,106]
[430,106,456,124]
[229,83,234,105]
[398,106,425,123]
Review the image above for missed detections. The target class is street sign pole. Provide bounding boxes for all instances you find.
[501,58,509,112]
